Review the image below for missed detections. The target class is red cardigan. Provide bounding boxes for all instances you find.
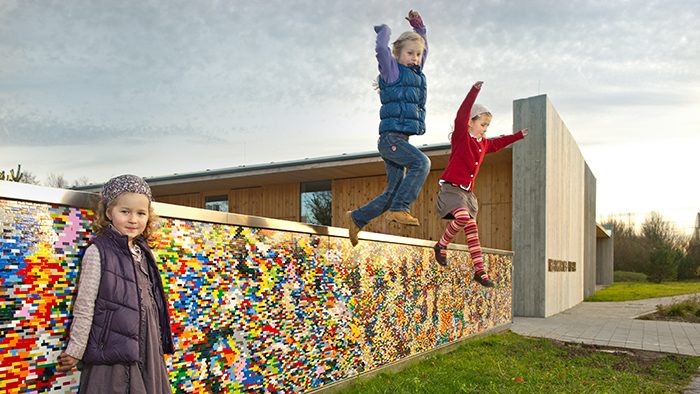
[439,85,525,191]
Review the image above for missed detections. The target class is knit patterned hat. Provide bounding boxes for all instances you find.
[471,103,491,119]
[101,174,153,206]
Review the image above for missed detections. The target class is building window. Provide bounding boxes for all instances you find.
[300,180,332,226]
[204,195,229,212]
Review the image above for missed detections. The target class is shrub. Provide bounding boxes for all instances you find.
[665,303,695,317]
[644,246,680,283]
[656,296,700,320]
[679,238,700,280]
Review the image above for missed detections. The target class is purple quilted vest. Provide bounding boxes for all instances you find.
[81,226,174,364]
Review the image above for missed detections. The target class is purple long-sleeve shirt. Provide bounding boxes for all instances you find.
[375,23,427,84]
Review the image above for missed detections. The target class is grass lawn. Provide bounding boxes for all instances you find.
[585,281,700,302]
[340,331,700,394]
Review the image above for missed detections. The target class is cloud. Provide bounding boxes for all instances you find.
[0,102,232,146]
[425,0,700,114]
[0,0,388,147]
[0,0,698,182]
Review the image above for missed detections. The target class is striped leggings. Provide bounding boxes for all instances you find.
[437,208,485,273]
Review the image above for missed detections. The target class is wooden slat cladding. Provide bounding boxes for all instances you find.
[154,150,513,249]
[262,183,300,222]
[156,193,203,208]
[333,152,513,250]
[474,156,513,250]
[229,188,263,217]
[229,183,300,222]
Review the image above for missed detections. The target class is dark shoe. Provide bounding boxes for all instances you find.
[474,270,494,287]
[433,243,448,267]
[385,210,420,226]
[346,211,360,247]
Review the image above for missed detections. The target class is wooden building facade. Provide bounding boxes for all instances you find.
[146,145,515,251]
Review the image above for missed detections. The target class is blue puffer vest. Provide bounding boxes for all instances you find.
[81,226,174,365]
[378,64,427,136]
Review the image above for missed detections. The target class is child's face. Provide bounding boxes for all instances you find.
[106,192,150,243]
[468,115,492,139]
[397,41,424,67]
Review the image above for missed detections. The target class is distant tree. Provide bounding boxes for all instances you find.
[0,164,24,182]
[19,171,41,185]
[678,236,700,280]
[606,212,689,279]
[640,212,685,282]
[72,176,92,187]
[46,173,69,188]
[305,191,332,226]
[641,212,684,251]
[604,218,649,273]
[0,164,41,185]
[1,166,90,187]
[644,245,680,283]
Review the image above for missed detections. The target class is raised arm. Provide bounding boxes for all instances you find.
[453,81,483,138]
[375,24,399,84]
[406,10,428,68]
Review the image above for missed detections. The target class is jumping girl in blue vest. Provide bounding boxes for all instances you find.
[58,174,174,393]
[346,10,430,246]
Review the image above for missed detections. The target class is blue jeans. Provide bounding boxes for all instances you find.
[351,132,430,228]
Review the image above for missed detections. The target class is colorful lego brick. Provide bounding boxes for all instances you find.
[0,198,512,393]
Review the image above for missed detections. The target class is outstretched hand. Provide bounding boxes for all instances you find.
[474,81,484,90]
[406,10,424,29]
[520,128,529,136]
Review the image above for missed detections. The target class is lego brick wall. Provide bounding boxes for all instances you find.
[0,198,512,393]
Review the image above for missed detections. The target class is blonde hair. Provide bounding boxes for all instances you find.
[391,31,425,59]
[92,195,160,245]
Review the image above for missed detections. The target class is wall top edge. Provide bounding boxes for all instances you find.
[0,181,512,255]
[513,94,548,103]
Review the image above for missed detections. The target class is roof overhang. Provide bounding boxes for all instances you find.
[75,142,514,195]
[596,223,612,238]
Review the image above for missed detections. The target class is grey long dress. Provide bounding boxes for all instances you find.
[78,244,172,394]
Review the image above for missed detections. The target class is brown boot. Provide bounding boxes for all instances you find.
[385,210,420,226]
[345,211,360,247]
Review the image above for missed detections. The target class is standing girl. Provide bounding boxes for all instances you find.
[435,81,528,287]
[346,10,430,246]
[57,174,174,393]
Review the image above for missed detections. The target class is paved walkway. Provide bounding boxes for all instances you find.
[511,294,700,356]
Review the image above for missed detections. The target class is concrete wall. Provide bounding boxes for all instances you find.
[597,226,614,286]
[512,95,590,317]
[0,182,513,393]
[584,164,597,298]
[512,96,547,317]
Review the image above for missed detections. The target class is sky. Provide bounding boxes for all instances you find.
[1,0,699,234]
